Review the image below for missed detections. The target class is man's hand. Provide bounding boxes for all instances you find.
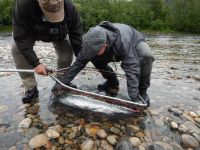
[34,64,47,76]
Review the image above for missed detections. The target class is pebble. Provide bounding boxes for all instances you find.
[170,121,178,129]
[107,135,118,145]
[110,127,120,135]
[154,141,174,150]
[192,133,200,142]
[135,132,145,138]
[97,129,107,138]
[0,105,8,113]
[189,111,198,118]
[129,137,141,147]
[194,118,200,124]
[116,139,132,150]
[126,124,140,133]
[148,109,159,116]
[100,140,113,150]
[28,134,49,149]
[46,128,60,139]
[183,121,200,134]
[81,139,94,150]
[178,124,188,133]
[58,137,64,145]
[18,118,32,129]
[168,107,183,116]
[85,126,100,137]
[196,110,200,117]
[8,146,17,150]
[181,134,199,149]
[55,125,64,133]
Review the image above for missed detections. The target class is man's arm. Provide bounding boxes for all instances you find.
[67,3,83,56]
[62,51,89,84]
[13,0,40,68]
[121,48,140,99]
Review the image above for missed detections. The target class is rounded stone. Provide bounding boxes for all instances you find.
[129,137,141,147]
[189,111,198,118]
[107,135,118,145]
[97,129,107,139]
[46,128,60,139]
[18,118,32,129]
[170,121,178,129]
[0,105,8,113]
[81,139,94,150]
[194,118,200,124]
[28,134,49,149]
[181,134,199,149]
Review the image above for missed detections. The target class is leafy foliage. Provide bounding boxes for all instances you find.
[0,0,200,33]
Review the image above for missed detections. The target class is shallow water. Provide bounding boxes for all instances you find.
[0,34,200,149]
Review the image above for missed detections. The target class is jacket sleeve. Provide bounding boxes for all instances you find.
[63,51,88,84]
[68,3,83,57]
[121,46,140,99]
[13,0,39,68]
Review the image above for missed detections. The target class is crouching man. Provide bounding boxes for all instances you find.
[54,21,155,106]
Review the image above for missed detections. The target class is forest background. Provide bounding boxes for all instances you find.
[0,0,200,33]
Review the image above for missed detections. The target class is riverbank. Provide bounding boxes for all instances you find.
[0,34,200,149]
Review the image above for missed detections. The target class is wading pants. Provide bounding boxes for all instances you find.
[11,38,73,91]
[136,41,155,94]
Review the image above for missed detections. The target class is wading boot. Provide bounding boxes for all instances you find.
[97,80,119,96]
[140,92,150,107]
[22,87,39,103]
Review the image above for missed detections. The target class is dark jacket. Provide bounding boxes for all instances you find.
[63,21,145,98]
[13,0,83,67]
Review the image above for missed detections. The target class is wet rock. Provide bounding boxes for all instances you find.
[18,118,32,129]
[147,144,165,150]
[46,128,60,139]
[194,118,200,124]
[65,139,73,145]
[68,132,76,140]
[135,132,145,138]
[26,114,36,119]
[196,110,200,117]
[178,124,188,133]
[19,104,30,110]
[55,125,64,133]
[183,121,200,134]
[154,141,174,150]
[144,130,153,143]
[181,134,199,149]
[148,109,159,116]
[28,134,49,149]
[58,137,64,145]
[107,135,118,145]
[170,143,183,150]
[192,133,200,142]
[126,124,140,133]
[110,127,120,135]
[101,140,113,150]
[26,106,39,115]
[168,107,183,116]
[170,121,178,129]
[189,111,198,118]
[155,118,164,127]
[81,139,94,150]
[0,105,8,113]
[182,113,195,123]
[85,126,100,137]
[8,146,17,150]
[97,129,107,139]
[130,137,141,147]
[115,139,133,150]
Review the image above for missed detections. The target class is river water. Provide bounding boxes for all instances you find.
[0,34,200,149]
